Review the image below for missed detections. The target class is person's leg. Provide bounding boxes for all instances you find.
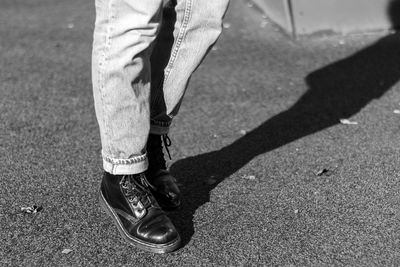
[150,0,230,131]
[145,0,230,208]
[145,0,181,210]
[92,0,180,253]
[92,0,160,174]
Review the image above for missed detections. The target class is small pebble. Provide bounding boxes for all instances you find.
[340,118,358,125]
[223,22,231,29]
[205,178,217,185]
[243,175,256,180]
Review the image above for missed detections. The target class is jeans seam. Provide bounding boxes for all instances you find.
[161,0,193,88]
[98,0,116,156]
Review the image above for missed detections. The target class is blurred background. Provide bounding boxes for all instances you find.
[253,0,400,36]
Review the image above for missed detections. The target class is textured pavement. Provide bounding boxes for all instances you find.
[2,0,400,266]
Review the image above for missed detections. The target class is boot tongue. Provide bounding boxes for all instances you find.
[127,174,153,208]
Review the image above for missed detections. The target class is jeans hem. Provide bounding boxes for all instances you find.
[102,152,148,175]
[150,125,170,135]
[150,119,170,135]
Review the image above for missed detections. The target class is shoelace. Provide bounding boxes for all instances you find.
[162,134,172,160]
[121,174,154,208]
[147,134,172,173]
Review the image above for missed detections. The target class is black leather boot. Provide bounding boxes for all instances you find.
[145,134,181,210]
[99,172,181,253]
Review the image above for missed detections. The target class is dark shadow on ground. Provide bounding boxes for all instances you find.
[169,32,400,246]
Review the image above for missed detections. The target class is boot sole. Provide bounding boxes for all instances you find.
[99,190,181,254]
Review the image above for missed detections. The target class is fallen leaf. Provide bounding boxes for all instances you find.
[21,207,33,213]
[316,168,329,176]
[340,118,358,125]
[34,205,43,212]
[21,205,43,214]
[62,249,73,254]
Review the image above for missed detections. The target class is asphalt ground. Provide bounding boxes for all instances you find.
[1,0,400,266]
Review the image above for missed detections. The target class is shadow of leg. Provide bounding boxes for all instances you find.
[169,32,400,246]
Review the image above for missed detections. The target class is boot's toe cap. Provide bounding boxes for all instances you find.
[138,213,179,244]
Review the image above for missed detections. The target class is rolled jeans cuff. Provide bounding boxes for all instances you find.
[102,151,148,175]
[150,119,171,135]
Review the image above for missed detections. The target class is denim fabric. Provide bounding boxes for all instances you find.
[92,0,229,174]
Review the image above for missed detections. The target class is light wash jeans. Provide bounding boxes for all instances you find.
[92,0,229,175]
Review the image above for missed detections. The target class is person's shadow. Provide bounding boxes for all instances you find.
[168,1,400,246]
